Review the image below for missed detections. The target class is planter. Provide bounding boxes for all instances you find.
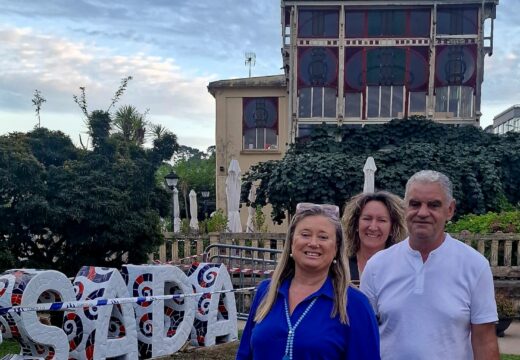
[496,318,513,337]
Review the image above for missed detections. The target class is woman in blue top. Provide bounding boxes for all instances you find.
[236,203,380,360]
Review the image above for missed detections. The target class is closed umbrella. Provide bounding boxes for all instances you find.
[245,185,257,233]
[226,159,242,233]
[189,189,199,231]
[363,156,377,193]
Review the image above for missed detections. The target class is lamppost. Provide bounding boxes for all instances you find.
[201,187,210,219]
[201,187,210,234]
[164,171,180,232]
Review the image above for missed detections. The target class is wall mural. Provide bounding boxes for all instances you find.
[0,263,238,360]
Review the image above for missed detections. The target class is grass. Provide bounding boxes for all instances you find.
[0,338,519,360]
[0,340,20,357]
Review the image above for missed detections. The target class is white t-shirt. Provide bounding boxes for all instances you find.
[360,234,497,360]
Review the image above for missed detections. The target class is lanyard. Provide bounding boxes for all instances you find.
[282,297,318,360]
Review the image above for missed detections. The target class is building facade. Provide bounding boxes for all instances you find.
[209,0,499,230]
[493,105,520,134]
[282,0,498,142]
[208,76,289,231]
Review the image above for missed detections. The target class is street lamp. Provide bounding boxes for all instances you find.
[200,187,210,234]
[201,187,210,219]
[164,171,180,232]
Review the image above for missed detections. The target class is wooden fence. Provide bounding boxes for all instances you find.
[457,232,520,279]
[150,232,520,279]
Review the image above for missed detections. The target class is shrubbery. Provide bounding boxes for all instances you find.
[446,210,520,234]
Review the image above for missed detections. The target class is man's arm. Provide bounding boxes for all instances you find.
[471,322,499,360]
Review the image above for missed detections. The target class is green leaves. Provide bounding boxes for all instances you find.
[243,117,520,224]
[0,117,178,275]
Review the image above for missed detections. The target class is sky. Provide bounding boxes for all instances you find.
[0,1,518,151]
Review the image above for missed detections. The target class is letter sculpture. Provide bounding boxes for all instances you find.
[0,263,238,359]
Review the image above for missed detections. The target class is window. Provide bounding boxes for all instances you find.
[299,87,337,118]
[366,48,406,86]
[409,92,427,114]
[297,124,320,142]
[345,11,364,38]
[298,8,339,38]
[409,10,430,37]
[298,47,338,118]
[435,45,476,87]
[298,47,339,88]
[346,9,430,38]
[437,7,478,35]
[435,86,473,118]
[344,92,362,118]
[368,10,406,37]
[367,86,404,118]
[243,98,278,150]
[344,46,428,119]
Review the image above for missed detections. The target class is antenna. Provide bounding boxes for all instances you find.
[245,52,256,78]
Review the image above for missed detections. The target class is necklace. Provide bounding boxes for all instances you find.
[282,297,318,360]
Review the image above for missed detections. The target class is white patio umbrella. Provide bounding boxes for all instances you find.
[173,187,181,232]
[189,189,199,231]
[245,185,257,233]
[363,156,377,193]
[226,159,242,233]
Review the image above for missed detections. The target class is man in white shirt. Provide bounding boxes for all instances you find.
[361,170,499,360]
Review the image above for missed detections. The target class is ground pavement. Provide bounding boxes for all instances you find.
[498,320,520,355]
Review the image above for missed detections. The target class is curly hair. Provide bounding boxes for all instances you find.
[342,191,407,257]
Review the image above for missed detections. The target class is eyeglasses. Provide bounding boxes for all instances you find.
[295,202,340,219]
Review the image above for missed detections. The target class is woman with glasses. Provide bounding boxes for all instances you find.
[342,192,407,284]
[236,203,380,359]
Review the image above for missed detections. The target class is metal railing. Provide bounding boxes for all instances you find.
[203,243,283,319]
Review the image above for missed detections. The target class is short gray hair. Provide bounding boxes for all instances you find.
[405,170,453,202]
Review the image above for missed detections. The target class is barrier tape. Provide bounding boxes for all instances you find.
[151,261,275,276]
[0,286,257,315]
[153,252,205,265]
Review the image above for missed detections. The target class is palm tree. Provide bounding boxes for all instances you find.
[150,124,167,140]
[113,105,147,146]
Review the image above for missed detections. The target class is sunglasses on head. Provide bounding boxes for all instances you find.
[295,202,340,218]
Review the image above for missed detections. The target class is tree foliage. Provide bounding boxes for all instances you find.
[242,117,520,224]
[156,145,216,221]
[0,113,178,275]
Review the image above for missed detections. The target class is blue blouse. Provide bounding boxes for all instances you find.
[236,276,380,359]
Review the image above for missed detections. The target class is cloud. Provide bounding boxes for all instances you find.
[1,0,517,139]
[0,25,215,114]
[477,1,520,127]
[1,1,282,77]
[0,1,283,151]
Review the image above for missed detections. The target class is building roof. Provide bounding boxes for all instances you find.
[282,0,498,4]
[493,105,520,126]
[207,75,286,96]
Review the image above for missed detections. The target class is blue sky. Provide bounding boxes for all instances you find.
[0,1,518,150]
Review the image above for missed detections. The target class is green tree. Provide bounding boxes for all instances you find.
[243,117,520,223]
[0,121,178,275]
[156,145,216,221]
[113,105,148,146]
[0,79,179,275]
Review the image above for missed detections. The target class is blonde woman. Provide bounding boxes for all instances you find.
[236,203,380,360]
[342,191,407,284]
